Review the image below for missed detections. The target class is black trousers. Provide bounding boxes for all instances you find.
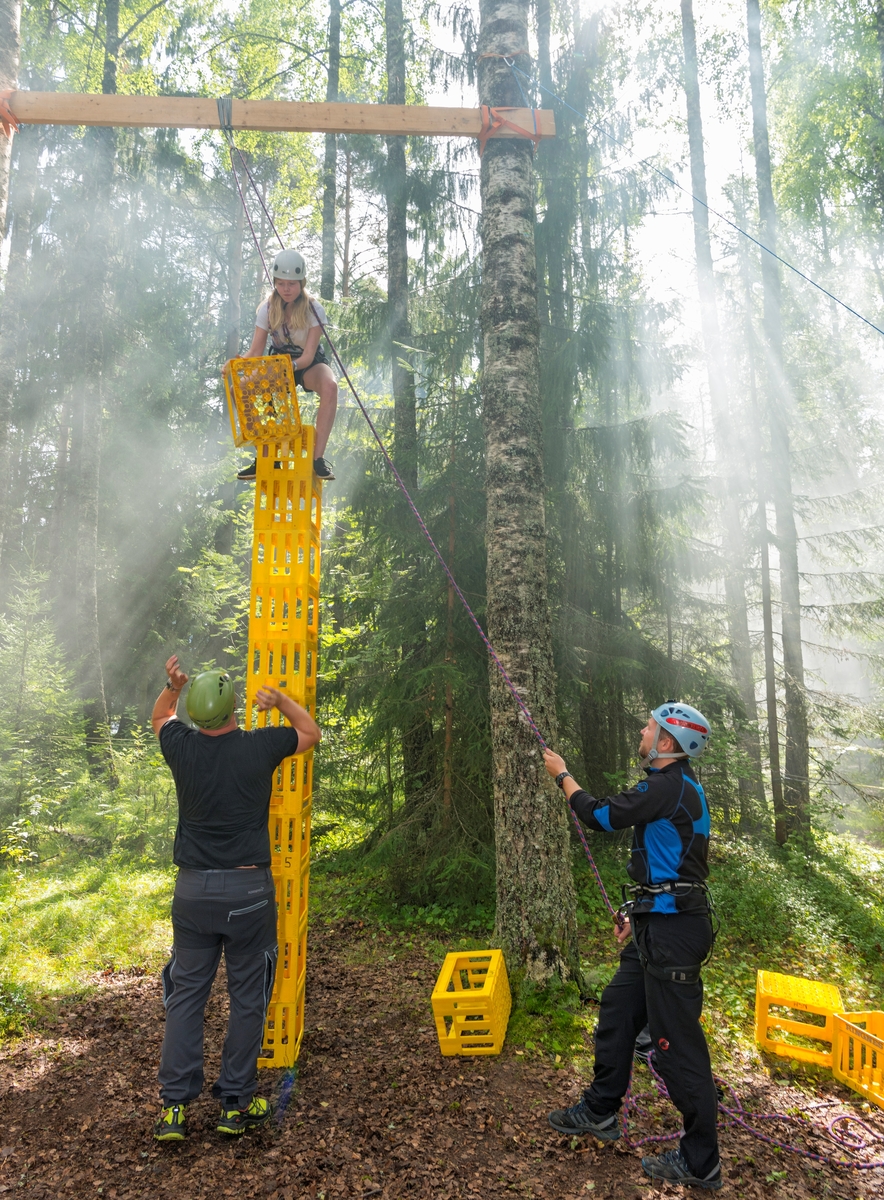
[585,912,719,1177]
[158,868,278,1110]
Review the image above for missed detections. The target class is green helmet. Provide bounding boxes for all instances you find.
[186,670,236,730]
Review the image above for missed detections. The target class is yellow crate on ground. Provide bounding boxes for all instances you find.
[224,355,302,445]
[754,970,843,1067]
[833,1012,884,1110]
[431,950,511,1056]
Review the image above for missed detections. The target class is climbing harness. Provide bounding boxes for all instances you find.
[221,118,884,1172]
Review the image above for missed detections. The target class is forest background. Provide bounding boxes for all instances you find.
[1,0,884,1050]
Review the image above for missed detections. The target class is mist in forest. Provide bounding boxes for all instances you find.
[3,0,884,884]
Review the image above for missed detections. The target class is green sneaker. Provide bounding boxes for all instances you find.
[154,1103,186,1142]
[216,1095,273,1135]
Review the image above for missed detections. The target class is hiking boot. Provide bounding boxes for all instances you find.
[154,1103,186,1142]
[548,1097,620,1140]
[313,457,335,480]
[641,1149,723,1190]
[216,1095,273,1135]
[237,459,257,481]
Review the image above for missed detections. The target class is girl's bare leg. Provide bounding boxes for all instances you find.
[301,364,338,458]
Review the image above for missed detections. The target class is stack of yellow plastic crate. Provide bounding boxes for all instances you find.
[224,356,322,1067]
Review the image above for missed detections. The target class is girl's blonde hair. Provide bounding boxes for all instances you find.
[265,283,313,341]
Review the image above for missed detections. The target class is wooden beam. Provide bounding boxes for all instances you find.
[8,92,555,140]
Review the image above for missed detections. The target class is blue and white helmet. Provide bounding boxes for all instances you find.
[650,701,710,759]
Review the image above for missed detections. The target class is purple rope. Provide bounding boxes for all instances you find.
[620,1055,884,1170]
[232,142,286,251]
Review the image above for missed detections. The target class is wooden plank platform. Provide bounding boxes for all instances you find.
[7,92,555,140]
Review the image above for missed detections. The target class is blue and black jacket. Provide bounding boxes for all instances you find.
[569,760,711,915]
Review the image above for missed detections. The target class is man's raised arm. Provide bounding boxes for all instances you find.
[152,655,189,737]
[255,686,321,752]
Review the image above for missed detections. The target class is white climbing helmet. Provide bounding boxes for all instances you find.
[647,701,711,763]
[272,249,306,281]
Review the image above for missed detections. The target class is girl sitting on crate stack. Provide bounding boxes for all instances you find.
[237,249,338,482]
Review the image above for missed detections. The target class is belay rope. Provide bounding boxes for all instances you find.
[219,113,884,1173]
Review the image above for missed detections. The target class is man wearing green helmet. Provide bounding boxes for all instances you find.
[150,654,321,1142]
[542,702,722,1192]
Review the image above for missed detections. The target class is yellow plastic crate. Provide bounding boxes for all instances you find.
[224,355,302,446]
[754,970,843,1067]
[833,1012,884,1110]
[245,439,319,1070]
[431,950,511,1056]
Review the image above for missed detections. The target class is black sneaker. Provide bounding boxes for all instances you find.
[313,457,335,480]
[154,1103,186,1141]
[547,1097,620,1140]
[641,1149,722,1190]
[237,459,257,481]
[216,1095,273,1135]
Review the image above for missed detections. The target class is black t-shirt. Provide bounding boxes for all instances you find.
[159,718,300,869]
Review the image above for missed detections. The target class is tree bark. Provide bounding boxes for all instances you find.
[72,0,119,770]
[342,149,352,297]
[320,0,341,301]
[680,0,764,826]
[747,0,809,838]
[479,0,581,985]
[385,0,433,803]
[0,123,39,585]
[535,0,572,492]
[385,0,417,488]
[0,0,21,238]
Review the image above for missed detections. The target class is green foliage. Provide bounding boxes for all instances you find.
[0,573,87,849]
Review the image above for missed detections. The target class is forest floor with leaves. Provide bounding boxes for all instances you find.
[0,917,882,1200]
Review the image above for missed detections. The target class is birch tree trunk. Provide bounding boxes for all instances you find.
[479,0,581,984]
[0,125,38,585]
[320,0,341,301]
[747,0,809,838]
[385,0,416,488]
[0,0,21,239]
[680,0,764,826]
[71,0,118,771]
[385,0,434,802]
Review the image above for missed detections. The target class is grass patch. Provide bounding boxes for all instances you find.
[0,859,174,1033]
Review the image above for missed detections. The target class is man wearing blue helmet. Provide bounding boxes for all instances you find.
[543,702,721,1192]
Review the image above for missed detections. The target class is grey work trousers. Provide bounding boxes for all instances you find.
[158,867,278,1110]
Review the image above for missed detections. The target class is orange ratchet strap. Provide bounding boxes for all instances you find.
[477,105,542,156]
[0,90,21,139]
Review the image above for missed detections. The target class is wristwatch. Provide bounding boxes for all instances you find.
[555,771,572,790]
[164,680,180,692]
